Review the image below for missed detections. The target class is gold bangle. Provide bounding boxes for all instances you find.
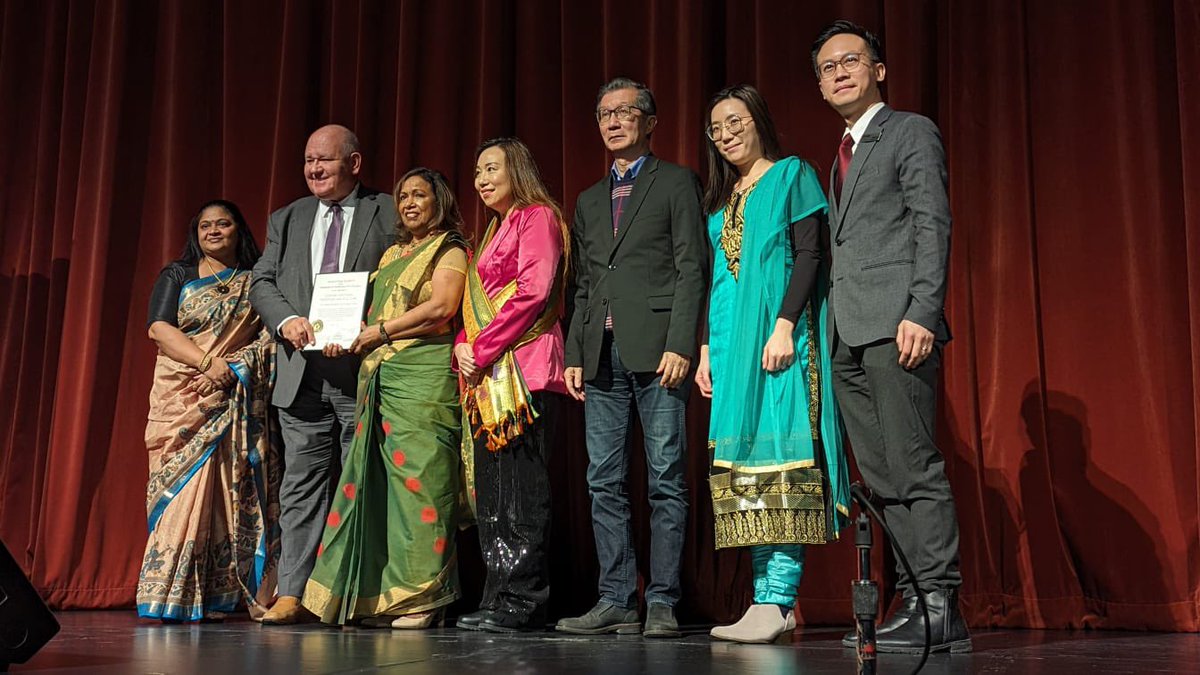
[199,354,213,372]
[378,321,391,344]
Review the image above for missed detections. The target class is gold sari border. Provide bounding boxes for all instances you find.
[714,508,830,548]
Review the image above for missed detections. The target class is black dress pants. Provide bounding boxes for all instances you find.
[831,329,963,596]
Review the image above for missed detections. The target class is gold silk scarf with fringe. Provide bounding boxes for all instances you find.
[461,218,562,451]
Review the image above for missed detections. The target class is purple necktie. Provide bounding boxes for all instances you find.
[320,204,344,273]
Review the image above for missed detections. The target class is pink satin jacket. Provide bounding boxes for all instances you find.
[455,203,567,394]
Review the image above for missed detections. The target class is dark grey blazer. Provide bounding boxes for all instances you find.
[249,185,394,407]
[826,105,952,347]
[565,156,707,380]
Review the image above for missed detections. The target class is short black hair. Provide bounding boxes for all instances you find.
[811,20,884,75]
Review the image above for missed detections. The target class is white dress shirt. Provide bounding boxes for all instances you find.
[276,187,360,334]
[844,101,886,153]
[310,197,356,282]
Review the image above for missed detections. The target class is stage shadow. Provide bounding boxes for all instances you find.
[1024,387,1170,625]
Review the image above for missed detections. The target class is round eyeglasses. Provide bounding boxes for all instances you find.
[817,52,870,80]
[706,115,753,141]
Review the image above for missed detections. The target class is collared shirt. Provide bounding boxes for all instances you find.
[275,184,361,335]
[843,101,886,153]
[610,154,648,237]
[309,185,360,283]
[610,154,648,182]
[605,154,648,331]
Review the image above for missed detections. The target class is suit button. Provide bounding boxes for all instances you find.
[835,239,844,246]
[601,298,608,305]
[608,264,616,270]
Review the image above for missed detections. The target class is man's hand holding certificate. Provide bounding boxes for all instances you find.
[305,271,370,351]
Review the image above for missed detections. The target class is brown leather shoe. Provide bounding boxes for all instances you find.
[261,596,315,625]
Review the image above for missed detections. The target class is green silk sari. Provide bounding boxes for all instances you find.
[302,231,467,624]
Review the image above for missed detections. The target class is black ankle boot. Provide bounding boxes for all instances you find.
[875,589,972,654]
[455,607,496,631]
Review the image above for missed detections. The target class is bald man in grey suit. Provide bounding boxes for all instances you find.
[814,21,970,654]
[250,125,393,624]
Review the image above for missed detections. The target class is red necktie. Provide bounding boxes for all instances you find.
[835,134,855,200]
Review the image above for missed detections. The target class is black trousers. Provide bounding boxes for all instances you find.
[831,329,962,596]
[473,391,558,620]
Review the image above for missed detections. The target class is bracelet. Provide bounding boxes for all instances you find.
[378,321,392,344]
[199,354,213,372]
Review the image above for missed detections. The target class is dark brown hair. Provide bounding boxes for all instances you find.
[701,85,784,214]
[475,137,571,281]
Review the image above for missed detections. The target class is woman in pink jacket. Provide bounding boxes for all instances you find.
[453,137,568,633]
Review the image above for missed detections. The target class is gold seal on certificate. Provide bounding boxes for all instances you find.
[304,271,369,350]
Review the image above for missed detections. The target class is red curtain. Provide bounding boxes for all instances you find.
[1,0,1197,630]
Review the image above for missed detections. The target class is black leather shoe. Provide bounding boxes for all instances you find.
[455,608,495,631]
[479,608,544,634]
[841,594,919,647]
[875,589,972,654]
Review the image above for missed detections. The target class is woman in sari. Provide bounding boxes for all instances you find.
[694,86,850,643]
[452,137,568,633]
[301,168,469,628]
[138,199,279,622]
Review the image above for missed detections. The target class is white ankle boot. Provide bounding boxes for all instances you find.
[710,604,796,644]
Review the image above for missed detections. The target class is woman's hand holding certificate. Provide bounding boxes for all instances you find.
[305,271,370,351]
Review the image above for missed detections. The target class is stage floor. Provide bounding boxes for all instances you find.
[9,611,1198,674]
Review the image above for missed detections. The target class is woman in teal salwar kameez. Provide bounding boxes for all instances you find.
[696,85,850,644]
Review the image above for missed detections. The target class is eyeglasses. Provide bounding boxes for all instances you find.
[705,115,753,141]
[595,104,644,124]
[817,52,871,80]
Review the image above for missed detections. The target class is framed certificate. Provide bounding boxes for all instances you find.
[305,271,370,350]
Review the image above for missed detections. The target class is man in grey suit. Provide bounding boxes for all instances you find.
[249,124,393,624]
[555,78,706,639]
[813,21,970,653]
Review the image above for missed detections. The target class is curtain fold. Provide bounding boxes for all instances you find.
[1,0,1196,629]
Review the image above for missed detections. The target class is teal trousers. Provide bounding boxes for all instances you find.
[752,544,806,607]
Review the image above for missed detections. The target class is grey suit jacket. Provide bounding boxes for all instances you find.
[249,185,394,407]
[565,156,707,380]
[826,105,952,348]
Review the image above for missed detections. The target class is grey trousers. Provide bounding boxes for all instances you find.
[275,371,357,597]
[831,329,962,596]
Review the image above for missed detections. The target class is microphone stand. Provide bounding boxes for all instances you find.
[848,482,931,675]
[851,508,878,675]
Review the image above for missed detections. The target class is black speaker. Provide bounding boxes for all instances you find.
[0,538,59,670]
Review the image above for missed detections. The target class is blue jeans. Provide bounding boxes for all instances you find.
[583,332,689,609]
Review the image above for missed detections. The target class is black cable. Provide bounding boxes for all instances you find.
[850,482,931,675]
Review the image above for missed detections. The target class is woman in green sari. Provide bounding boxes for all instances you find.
[695,86,850,643]
[301,168,469,628]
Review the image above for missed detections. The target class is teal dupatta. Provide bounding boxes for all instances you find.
[707,157,850,548]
